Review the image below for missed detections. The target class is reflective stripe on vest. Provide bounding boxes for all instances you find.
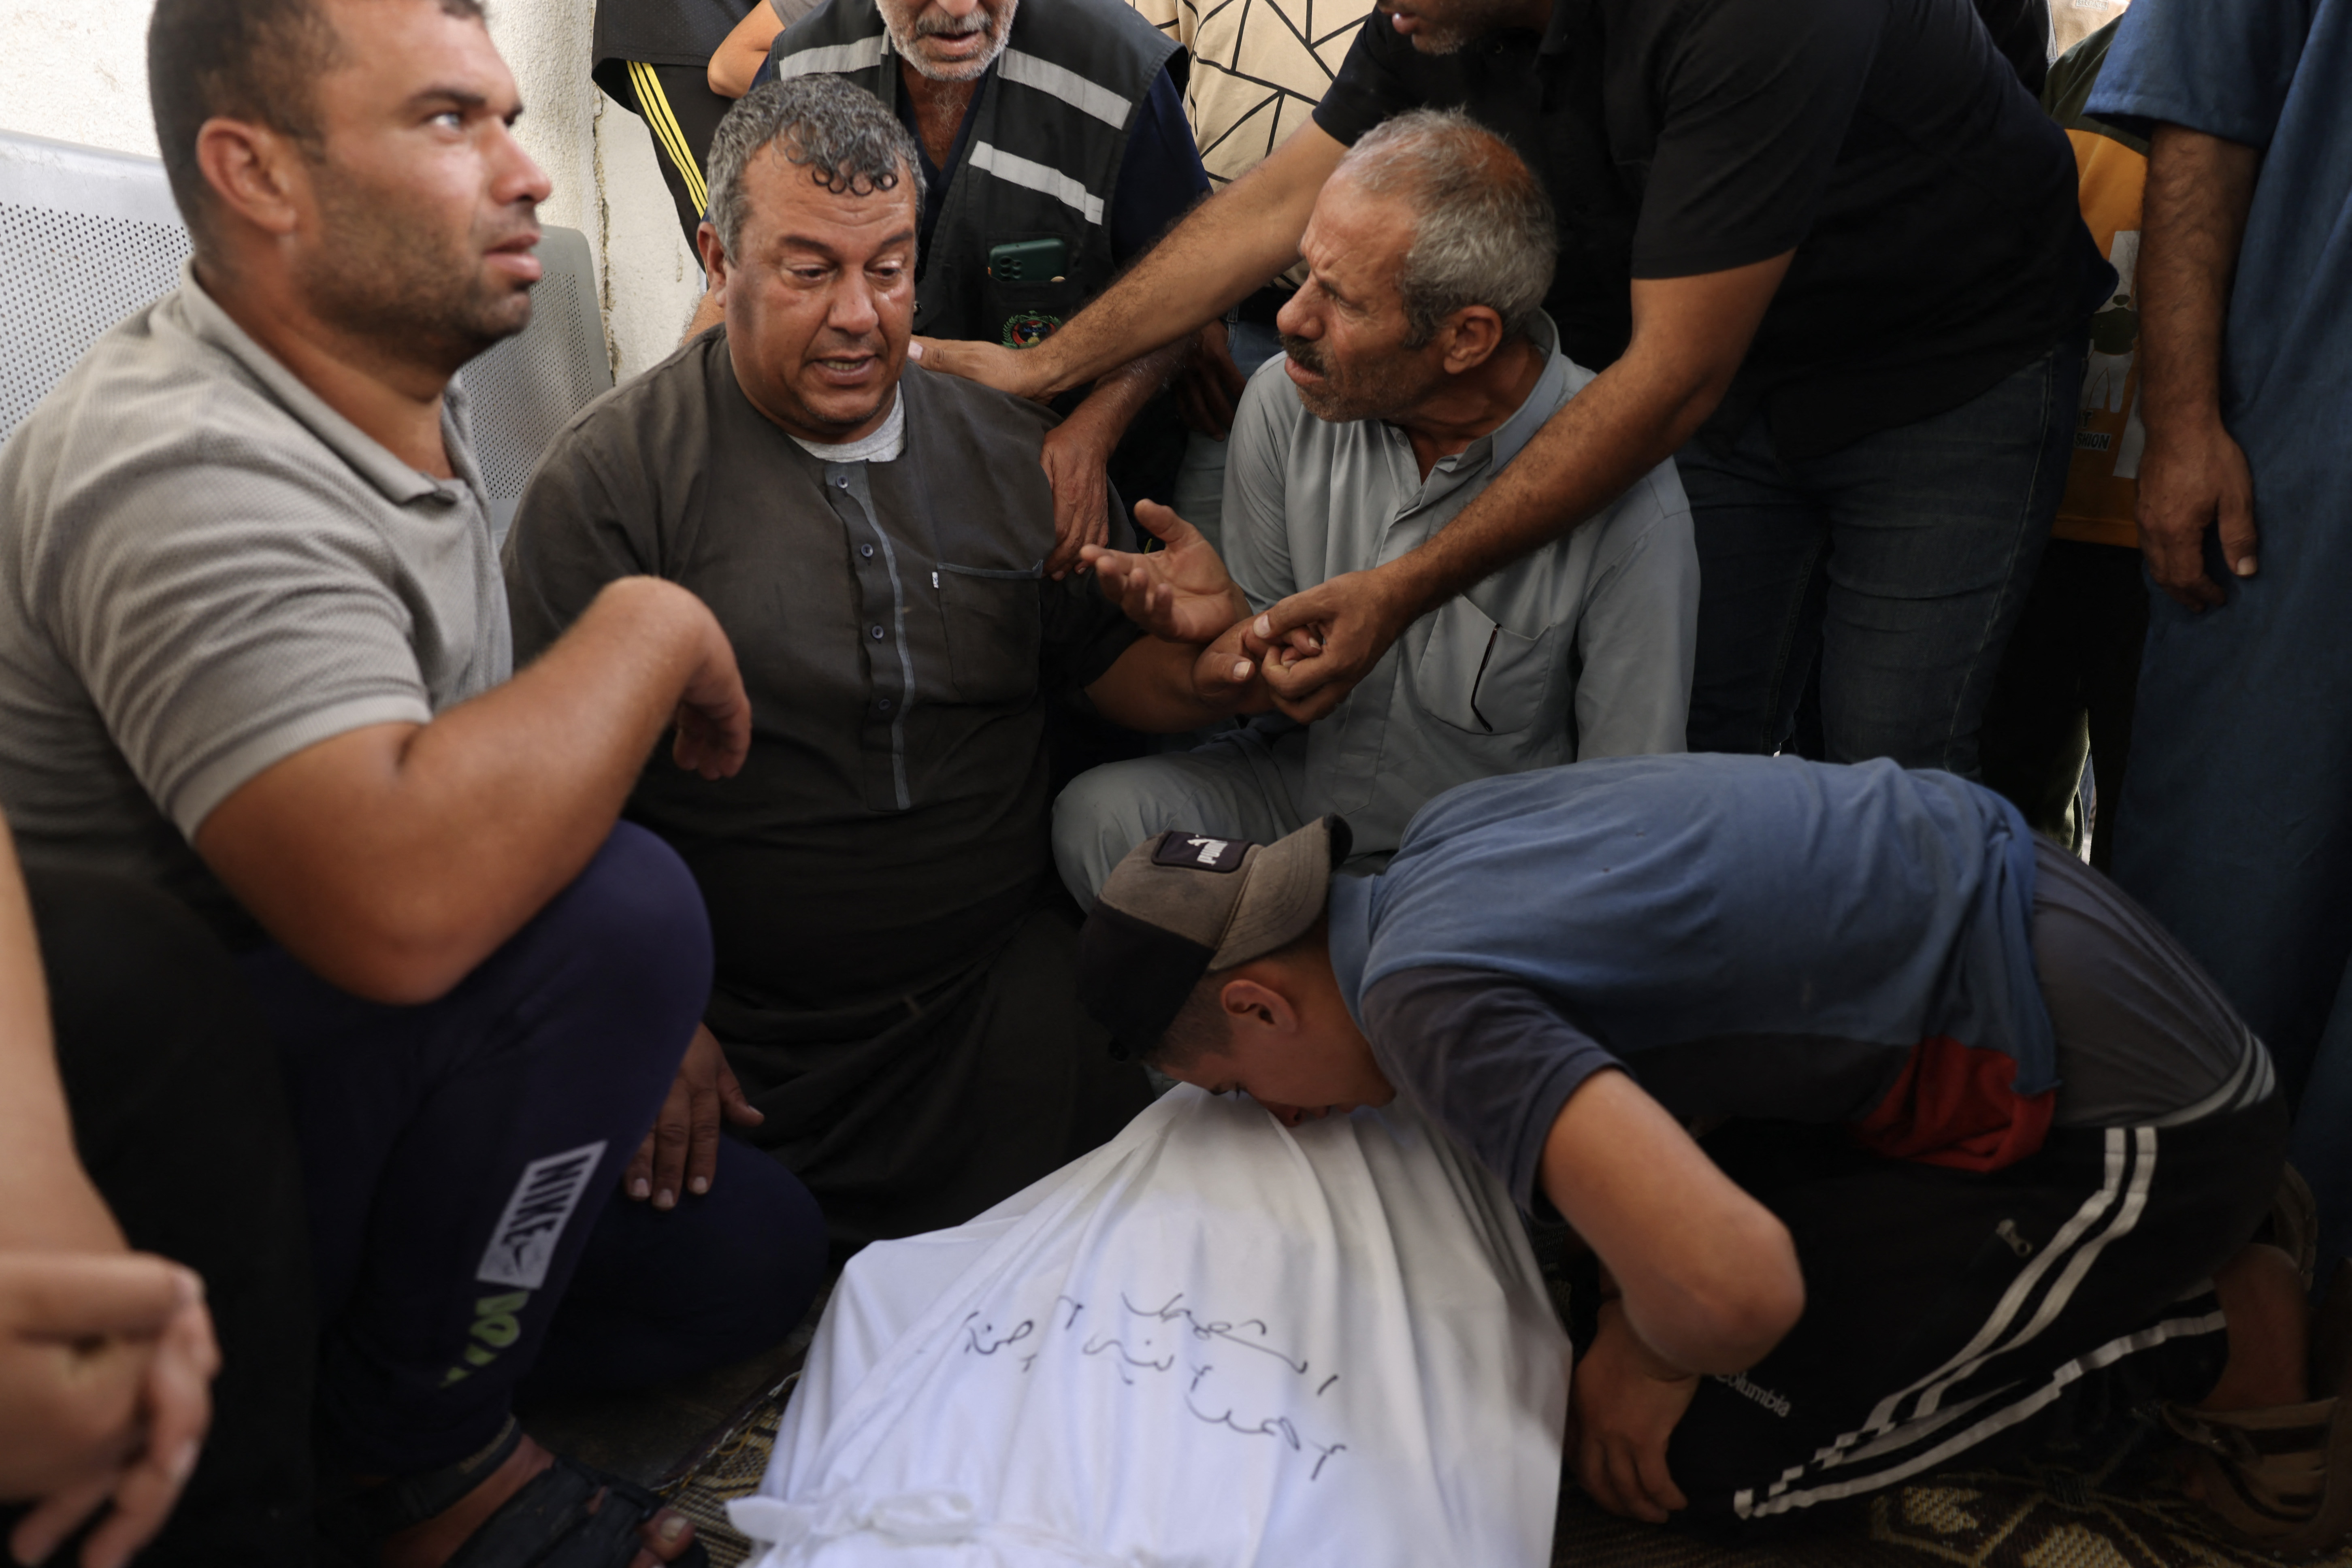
[776,36,888,77]
[996,50,1131,127]
[968,142,1106,226]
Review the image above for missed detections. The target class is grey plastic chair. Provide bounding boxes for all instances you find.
[457,225,614,543]
[0,127,612,544]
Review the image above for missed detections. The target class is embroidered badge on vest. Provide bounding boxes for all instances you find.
[1001,312,1064,349]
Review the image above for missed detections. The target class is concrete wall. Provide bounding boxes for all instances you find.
[0,0,704,381]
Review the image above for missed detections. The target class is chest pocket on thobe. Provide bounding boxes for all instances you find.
[935,562,1043,704]
[1417,596,1564,735]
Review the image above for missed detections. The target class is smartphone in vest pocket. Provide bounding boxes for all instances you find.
[986,236,1068,283]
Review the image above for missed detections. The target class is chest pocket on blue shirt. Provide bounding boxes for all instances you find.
[935,561,1042,704]
[1417,596,1562,735]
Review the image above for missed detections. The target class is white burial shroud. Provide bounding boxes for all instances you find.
[729,1085,1570,1568]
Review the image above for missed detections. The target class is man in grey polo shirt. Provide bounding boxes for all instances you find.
[1054,111,1696,899]
[0,0,825,1559]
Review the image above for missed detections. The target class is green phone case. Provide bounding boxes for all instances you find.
[987,237,1069,283]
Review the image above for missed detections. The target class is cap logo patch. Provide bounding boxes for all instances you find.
[1152,831,1248,873]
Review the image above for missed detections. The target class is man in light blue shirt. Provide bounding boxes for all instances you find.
[1053,110,1696,901]
[2083,0,2352,1269]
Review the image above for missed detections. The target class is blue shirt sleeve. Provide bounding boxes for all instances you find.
[1358,965,1625,1213]
[1108,66,1210,264]
[2084,0,2317,147]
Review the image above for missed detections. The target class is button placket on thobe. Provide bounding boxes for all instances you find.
[824,462,918,810]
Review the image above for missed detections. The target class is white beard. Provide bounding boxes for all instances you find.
[883,0,1019,82]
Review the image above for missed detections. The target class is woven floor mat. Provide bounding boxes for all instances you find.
[664,1384,2352,1568]
[1549,1446,2352,1568]
[661,1376,795,1568]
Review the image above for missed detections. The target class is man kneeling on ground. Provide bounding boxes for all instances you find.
[1073,755,2334,1550]
[0,0,828,1559]
[1053,110,1695,901]
[505,77,1264,1249]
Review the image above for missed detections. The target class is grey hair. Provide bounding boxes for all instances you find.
[705,75,927,257]
[1337,109,1557,345]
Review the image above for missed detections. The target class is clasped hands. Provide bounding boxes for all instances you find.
[0,1251,218,1568]
[1081,501,1419,721]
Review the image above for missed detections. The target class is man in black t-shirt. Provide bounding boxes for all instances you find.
[914,0,2106,782]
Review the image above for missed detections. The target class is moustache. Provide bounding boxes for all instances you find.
[484,221,542,255]
[914,8,994,35]
[1280,332,1326,376]
[808,330,890,358]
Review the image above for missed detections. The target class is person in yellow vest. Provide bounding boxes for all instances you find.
[1979,15,2146,871]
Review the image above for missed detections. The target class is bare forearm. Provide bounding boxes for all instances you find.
[1540,1072,1803,1375]
[1067,337,1192,448]
[1615,1245,1796,1376]
[0,827,67,1161]
[0,826,125,1251]
[1387,354,1719,619]
[2139,126,2260,435]
[708,0,783,97]
[394,576,716,870]
[1368,257,1787,622]
[709,36,768,97]
[1030,127,1342,397]
[1087,636,1263,731]
[199,577,733,1001]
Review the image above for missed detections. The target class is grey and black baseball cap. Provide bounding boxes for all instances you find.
[1076,816,1352,1059]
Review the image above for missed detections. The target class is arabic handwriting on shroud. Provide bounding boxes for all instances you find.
[951,1289,1346,1480]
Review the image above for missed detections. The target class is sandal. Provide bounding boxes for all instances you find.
[318,1417,708,1568]
[2166,1260,2352,1557]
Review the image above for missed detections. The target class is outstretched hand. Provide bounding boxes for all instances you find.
[1083,501,1250,645]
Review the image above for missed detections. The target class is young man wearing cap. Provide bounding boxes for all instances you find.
[1073,754,2338,1548]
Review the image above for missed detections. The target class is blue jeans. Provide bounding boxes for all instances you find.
[245,824,827,1474]
[1680,342,2084,775]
